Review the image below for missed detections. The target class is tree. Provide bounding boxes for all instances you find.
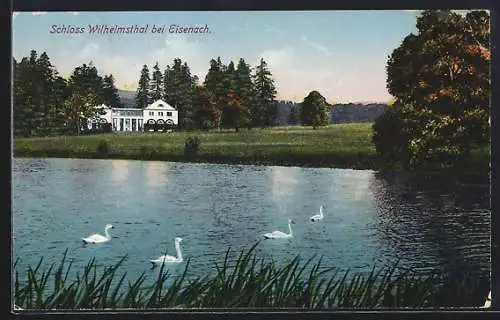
[222,90,249,132]
[68,62,105,104]
[13,56,37,137]
[300,91,329,129]
[204,57,227,101]
[192,86,219,130]
[235,58,255,128]
[288,103,300,125]
[136,65,151,109]
[163,58,198,129]
[203,57,229,129]
[225,61,237,93]
[378,9,490,168]
[150,62,163,102]
[252,58,277,127]
[102,75,122,108]
[13,50,69,137]
[63,90,100,135]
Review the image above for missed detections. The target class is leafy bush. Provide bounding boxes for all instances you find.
[96,140,111,155]
[184,136,201,158]
[372,104,487,169]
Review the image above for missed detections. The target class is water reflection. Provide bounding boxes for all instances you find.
[111,160,130,183]
[333,169,375,203]
[144,161,169,188]
[269,166,299,213]
[370,172,490,278]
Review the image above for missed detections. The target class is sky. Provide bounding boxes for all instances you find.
[13,10,432,103]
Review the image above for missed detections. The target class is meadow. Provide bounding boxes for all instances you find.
[13,123,383,170]
[14,123,489,171]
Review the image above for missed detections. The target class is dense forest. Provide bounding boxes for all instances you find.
[14,52,331,136]
[13,51,123,137]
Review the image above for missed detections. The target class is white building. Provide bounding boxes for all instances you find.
[86,99,178,132]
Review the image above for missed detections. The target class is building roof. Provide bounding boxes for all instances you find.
[145,99,177,111]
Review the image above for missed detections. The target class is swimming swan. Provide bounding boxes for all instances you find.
[150,237,184,265]
[310,205,325,222]
[263,219,295,239]
[82,224,114,244]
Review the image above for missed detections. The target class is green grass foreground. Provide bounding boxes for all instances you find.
[14,124,381,170]
[13,244,489,310]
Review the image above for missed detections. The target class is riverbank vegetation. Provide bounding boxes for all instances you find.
[13,244,489,310]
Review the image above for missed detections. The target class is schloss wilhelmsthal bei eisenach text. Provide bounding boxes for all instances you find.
[49,24,210,34]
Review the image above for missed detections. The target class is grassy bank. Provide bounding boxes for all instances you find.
[13,244,489,310]
[13,124,380,170]
[13,123,489,171]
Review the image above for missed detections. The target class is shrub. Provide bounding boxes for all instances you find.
[184,136,201,158]
[96,140,111,155]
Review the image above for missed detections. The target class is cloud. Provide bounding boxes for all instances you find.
[32,11,47,16]
[301,36,333,56]
[255,45,390,103]
[255,46,340,101]
[52,36,208,91]
[46,36,390,103]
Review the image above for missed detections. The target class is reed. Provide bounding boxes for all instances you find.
[12,244,489,310]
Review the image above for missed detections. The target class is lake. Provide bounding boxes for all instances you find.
[12,158,490,287]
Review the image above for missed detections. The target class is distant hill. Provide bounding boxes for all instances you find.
[274,101,388,125]
[118,89,136,108]
[330,103,388,124]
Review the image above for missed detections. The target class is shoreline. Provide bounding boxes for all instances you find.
[13,149,489,174]
[13,149,380,170]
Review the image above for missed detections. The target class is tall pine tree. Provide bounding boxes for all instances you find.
[163,58,197,129]
[150,62,163,102]
[252,58,277,127]
[235,58,255,129]
[102,75,123,108]
[135,65,151,109]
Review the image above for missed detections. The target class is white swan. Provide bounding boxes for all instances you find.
[310,205,325,222]
[481,291,491,308]
[150,237,184,265]
[82,224,114,244]
[263,219,295,239]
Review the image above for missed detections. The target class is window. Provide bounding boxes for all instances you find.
[158,104,163,107]
[149,111,154,116]
[158,112,163,116]
[167,112,172,117]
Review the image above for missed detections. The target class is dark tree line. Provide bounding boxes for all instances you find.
[135,57,279,131]
[14,49,333,137]
[13,50,122,137]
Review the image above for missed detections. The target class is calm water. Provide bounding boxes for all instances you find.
[12,158,490,286]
